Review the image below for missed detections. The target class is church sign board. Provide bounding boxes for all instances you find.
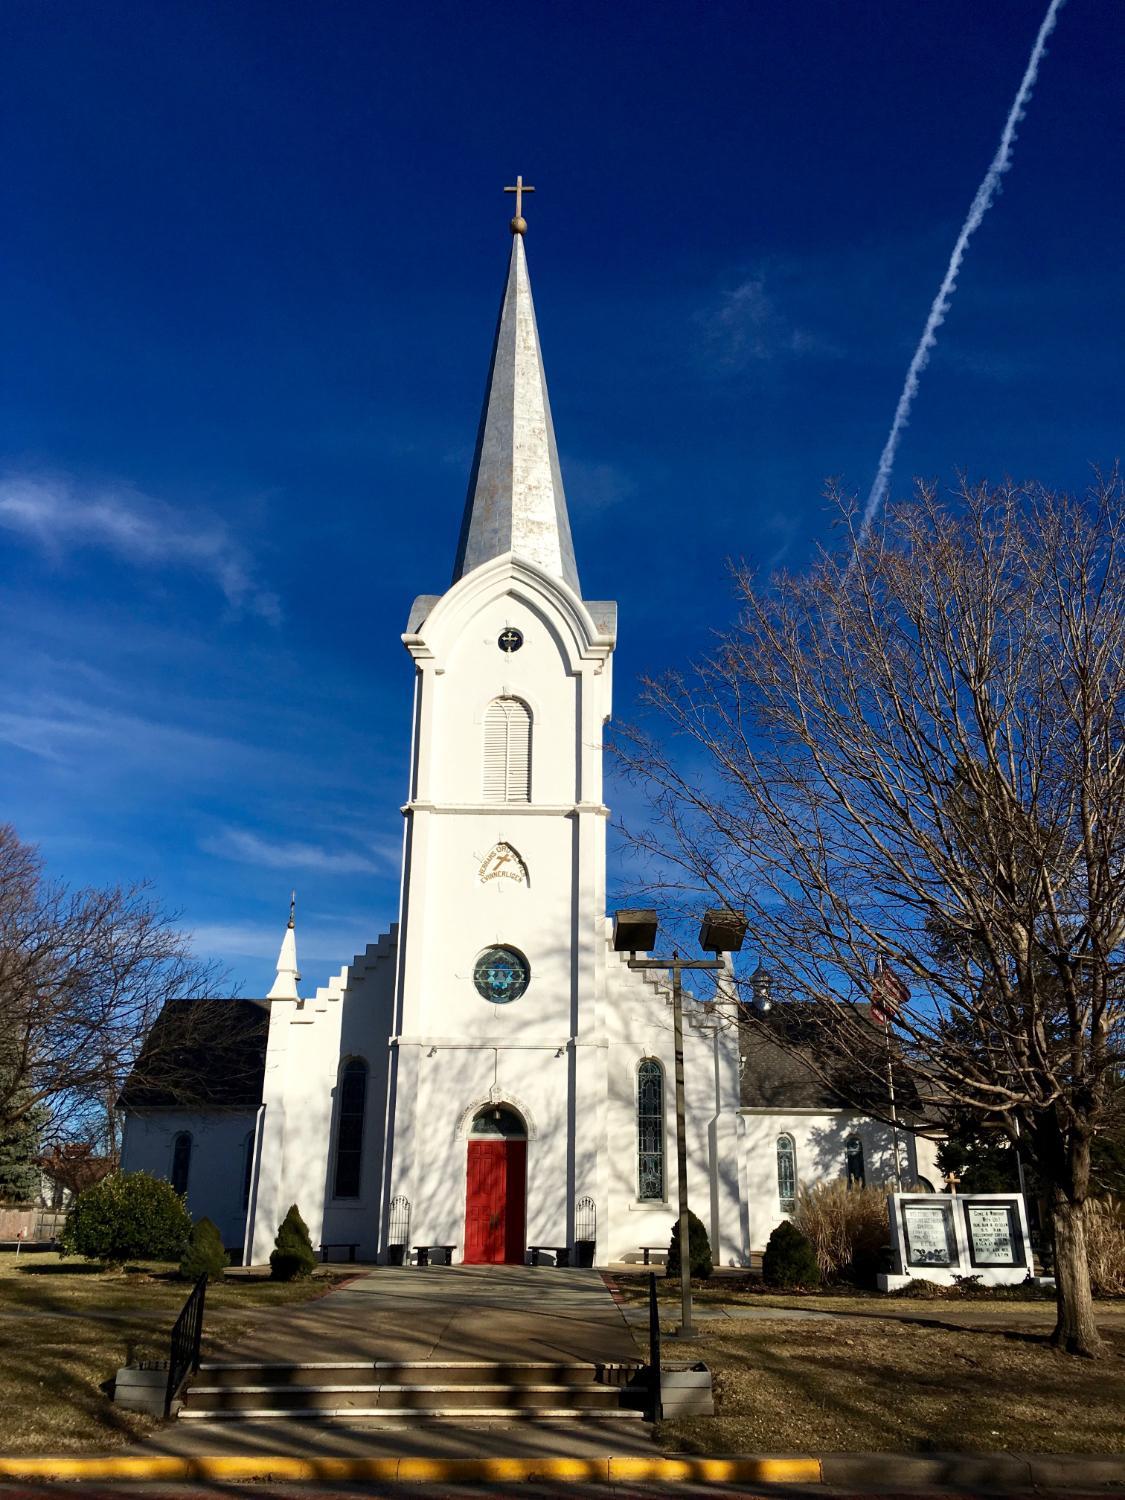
[880,1192,1031,1291]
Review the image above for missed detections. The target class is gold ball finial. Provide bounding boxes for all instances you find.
[510,215,527,235]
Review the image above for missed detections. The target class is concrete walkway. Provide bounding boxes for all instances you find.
[206,1265,643,1367]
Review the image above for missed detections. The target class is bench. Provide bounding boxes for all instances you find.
[640,1245,668,1265]
[317,1242,359,1263]
[413,1244,455,1267]
[528,1244,570,1267]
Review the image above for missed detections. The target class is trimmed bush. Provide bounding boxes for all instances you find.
[269,1203,316,1281]
[793,1179,891,1284]
[180,1216,229,1282]
[762,1220,821,1289]
[61,1170,191,1267]
[666,1209,713,1280]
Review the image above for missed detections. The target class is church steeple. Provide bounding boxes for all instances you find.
[266,892,301,1001]
[451,214,581,595]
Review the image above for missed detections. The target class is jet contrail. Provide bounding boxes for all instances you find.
[859,0,1066,539]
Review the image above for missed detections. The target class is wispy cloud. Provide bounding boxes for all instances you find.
[201,825,397,875]
[563,457,638,511]
[704,272,842,370]
[0,472,280,623]
[186,918,377,967]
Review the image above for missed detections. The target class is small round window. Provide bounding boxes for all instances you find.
[473,946,530,1004]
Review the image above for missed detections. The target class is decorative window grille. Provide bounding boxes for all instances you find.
[171,1132,193,1196]
[575,1195,597,1243]
[469,1105,526,1138]
[776,1134,797,1214]
[483,697,531,803]
[388,1195,411,1246]
[333,1058,368,1198]
[845,1134,866,1187]
[241,1130,255,1209]
[637,1059,665,1202]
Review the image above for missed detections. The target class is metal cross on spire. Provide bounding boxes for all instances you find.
[504,174,535,234]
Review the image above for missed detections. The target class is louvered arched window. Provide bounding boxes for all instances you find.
[483,697,531,803]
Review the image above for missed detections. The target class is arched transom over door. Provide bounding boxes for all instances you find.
[463,1106,527,1265]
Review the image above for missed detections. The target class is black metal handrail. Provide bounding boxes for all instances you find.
[165,1273,207,1416]
[647,1270,661,1422]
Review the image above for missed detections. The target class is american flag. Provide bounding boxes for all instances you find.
[870,953,910,1026]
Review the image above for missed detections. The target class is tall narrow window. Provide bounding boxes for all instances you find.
[776,1134,796,1214]
[637,1059,665,1202]
[171,1132,192,1196]
[333,1059,368,1198]
[845,1134,866,1186]
[483,697,531,803]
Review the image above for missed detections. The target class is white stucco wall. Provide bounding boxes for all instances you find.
[738,1108,943,1253]
[120,1110,256,1251]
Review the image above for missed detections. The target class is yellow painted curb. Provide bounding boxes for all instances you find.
[0,1453,824,1484]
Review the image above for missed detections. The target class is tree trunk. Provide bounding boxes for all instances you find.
[1049,1190,1104,1357]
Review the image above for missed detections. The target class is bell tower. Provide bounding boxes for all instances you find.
[381,194,618,1261]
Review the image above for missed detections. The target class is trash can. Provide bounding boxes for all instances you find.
[387,1243,406,1266]
[574,1239,596,1268]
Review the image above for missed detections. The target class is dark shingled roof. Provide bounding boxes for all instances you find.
[740,1003,925,1119]
[119,998,268,1110]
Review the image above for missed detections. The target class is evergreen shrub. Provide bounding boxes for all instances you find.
[761,1220,821,1288]
[269,1203,317,1281]
[180,1216,229,1282]
[61,1170,191,1267]
[666,1209,713,1280]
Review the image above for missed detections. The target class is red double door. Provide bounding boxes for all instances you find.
[464,1139,527,1264]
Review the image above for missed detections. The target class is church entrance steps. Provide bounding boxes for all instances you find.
[178,1359,647,1422]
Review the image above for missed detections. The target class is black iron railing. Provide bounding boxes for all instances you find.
[165,1273,207,1416]
[647,1270,661,1422]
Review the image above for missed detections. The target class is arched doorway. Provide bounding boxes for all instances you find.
[464,1105,527,1264]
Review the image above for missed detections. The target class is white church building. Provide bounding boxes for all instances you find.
[120,210,940,1267]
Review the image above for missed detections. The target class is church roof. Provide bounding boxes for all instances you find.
[451,232,581,594]
[740,1003,926,1119]
[119,998,268,1111]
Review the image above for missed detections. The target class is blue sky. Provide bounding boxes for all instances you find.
[1,0,1121,995]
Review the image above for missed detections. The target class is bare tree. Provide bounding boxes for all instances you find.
[620,477,1125,1357]
[0,824,229,1157]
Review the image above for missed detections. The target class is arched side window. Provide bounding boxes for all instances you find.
[845,1134,865,1187]
[242,1130,256,1209]
[776,1134,797,1214]
[333,1059,368,1199]
[483,697,531,803]
[637,1059,665,1202]
[171,1132,192,1196]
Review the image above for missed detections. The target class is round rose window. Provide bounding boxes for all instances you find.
[473,946,530,1004]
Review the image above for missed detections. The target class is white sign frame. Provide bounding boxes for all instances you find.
[880,1191,1032,1291]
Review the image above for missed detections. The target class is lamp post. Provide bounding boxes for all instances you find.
[612,907,747,1340]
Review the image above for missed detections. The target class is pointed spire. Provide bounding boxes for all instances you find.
[452,231,581,594]
[266,892,301,1001]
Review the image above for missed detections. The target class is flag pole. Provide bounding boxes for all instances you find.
[884,1018,902,1189]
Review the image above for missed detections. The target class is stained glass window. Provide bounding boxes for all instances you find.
[637,1059,665,1202]
[473,947,530,1004]
[777,1134,797,1214]
[845,1134,866,1186]
[333,1058,368,1198]
[171,1132,192,1195]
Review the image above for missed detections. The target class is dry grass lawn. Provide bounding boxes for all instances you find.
[659,1314,1125,1455]
[0,1252,351,1454]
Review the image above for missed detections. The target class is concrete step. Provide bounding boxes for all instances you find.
[186,1383,632,1413]
[180,1359,648,1423]
[195,1360,634,1388]
[179,1406,646,1422]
